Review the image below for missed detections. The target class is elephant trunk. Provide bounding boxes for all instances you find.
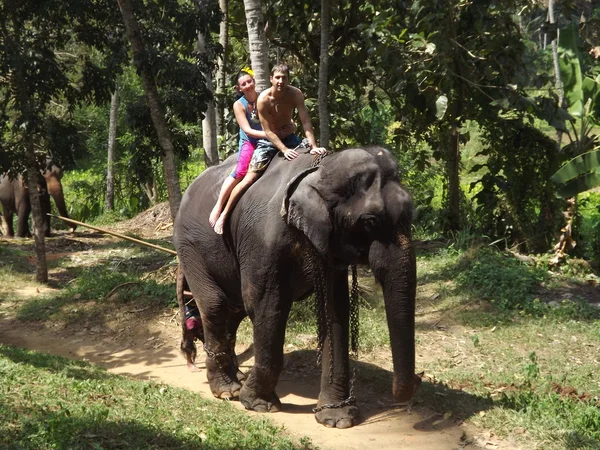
[371,232,419,403]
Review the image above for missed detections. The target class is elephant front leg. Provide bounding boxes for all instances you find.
[314,269,360,429]
[203,344,243,400]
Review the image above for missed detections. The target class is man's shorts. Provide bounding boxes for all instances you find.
[248,134,302,173]
[230,140,257,179]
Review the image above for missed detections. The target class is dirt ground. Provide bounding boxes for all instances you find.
[0,206,518,450]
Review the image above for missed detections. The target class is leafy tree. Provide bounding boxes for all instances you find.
[0,0,125,281]
[117,0,184,218]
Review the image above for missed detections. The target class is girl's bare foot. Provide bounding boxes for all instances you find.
[214,214,226,235]
[209,204,221,227]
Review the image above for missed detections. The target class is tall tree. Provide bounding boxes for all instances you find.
[198,32,219,167]
[243,0,270,90]
[106,83,120,211]
[318,0,331,148]
[216,0,229,137]
[117,0,182,219]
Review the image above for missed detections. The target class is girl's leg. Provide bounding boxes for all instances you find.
[209,176,239,226]
[214,171,260,235]
[209,141,256,226]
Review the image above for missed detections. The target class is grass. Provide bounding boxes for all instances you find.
[0,344,314,450]
[412,245,600,450]
[2,227,600,449]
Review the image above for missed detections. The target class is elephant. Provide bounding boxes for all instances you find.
[43,159,76,232]
[0,172,51,238]
[174,145,420,429]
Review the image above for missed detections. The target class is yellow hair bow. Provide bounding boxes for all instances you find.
[241,66,255,77]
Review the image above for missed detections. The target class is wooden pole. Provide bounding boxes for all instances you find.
[48,214,178,256]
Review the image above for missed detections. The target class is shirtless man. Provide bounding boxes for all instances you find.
[213,64,327,234]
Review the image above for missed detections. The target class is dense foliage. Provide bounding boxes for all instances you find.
[1,0,600,261]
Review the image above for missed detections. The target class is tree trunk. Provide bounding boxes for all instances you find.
[317,0,330,148]
[548,0,564,151]
[117,0,182,220]
[216,0,229,137]
[445,126,460,232]
[141,178,158,205]
[25,142,48,283]
[105,83,119,211]
[198,32,219,167]
[243,0,270,91]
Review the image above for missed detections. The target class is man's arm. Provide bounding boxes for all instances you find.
[296,91,327,155]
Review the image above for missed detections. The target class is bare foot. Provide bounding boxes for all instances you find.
[209,204,222,227]
[187,360,201,372]
[213,214,226,235]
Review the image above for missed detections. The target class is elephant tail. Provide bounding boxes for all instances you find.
[177,267,204,368]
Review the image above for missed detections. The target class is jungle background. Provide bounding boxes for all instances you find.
[1,0,600,449]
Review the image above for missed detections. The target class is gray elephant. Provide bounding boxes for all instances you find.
[174,146,419,429]
[0,173,51,238]
[43,160,76,232]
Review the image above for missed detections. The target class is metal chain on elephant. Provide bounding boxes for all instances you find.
[306,149,360,412]
[203,343,233,385]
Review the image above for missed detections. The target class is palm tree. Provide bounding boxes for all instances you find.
[243,0,270,91]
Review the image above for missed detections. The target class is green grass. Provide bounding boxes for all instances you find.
[0,344,314,450]
[411,245,600,450]
[3,226,600,450]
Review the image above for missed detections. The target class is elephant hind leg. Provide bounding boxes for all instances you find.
[194,284,243,399]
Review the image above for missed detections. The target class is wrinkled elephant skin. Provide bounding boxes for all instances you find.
[0,173,51,238]
[174,146,418,428]
[43,163,76,232]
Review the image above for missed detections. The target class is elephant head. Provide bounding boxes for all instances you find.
[283,146,420,403]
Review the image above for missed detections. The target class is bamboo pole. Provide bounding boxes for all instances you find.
[48,214,177,256]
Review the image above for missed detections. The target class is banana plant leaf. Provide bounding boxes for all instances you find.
[551,148,600,183]
[558,22,584,118]
[556,170,600,198]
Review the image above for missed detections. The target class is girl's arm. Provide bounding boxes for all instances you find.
[233,101,266,140]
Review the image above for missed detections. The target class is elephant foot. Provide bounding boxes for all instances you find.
[240,385,282,412]
[315,405,360,429]
[208,374,242,400]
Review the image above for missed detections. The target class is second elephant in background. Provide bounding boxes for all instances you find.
[43,160,76,232]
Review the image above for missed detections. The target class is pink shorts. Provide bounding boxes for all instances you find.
[230,140,257,179]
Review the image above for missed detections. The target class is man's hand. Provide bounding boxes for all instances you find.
[283,148,299,160]
[309,147,327,155]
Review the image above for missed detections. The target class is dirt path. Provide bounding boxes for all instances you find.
[0,310,478,450]
[0,222,495,449]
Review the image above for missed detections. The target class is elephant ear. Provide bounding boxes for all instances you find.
[281,166,331,255]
